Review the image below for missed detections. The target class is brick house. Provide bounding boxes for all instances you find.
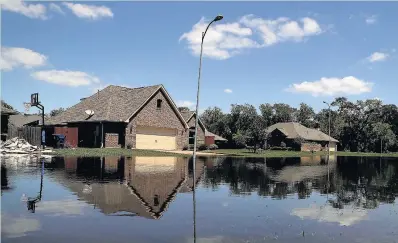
[266,122,339,152]
[180,110,227,148]
[46,85,189,150]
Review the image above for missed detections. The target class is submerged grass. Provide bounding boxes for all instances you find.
[52,148,398,158]
[53,148,189,157]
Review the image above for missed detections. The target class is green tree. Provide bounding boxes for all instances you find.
[259,103,273,127]
[372,122,396,153]
[297,103,316,128]
[50,107,65,117]
[272,103,296,124]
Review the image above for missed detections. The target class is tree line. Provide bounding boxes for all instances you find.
[197,97,398,153]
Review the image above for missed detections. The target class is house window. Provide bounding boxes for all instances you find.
[157,99,162,109]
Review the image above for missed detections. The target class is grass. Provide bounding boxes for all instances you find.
[52,147,398,158]
[53,148,189,157]
[207,149,398,158]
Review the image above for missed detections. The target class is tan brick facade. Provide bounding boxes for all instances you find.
[125,90,188,150]
[187,115,205,145]
[301,143,322,152]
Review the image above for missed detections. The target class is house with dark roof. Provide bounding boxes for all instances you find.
[179,110,227,148]
[266,122,339,152]
[46,85,189,150]
[1,103,19,141]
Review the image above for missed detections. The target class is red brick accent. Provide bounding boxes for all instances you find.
[105,133,121,148]
[205,136,215,146]
[301,143,322,152]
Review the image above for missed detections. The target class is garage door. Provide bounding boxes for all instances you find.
[136,126,177,150]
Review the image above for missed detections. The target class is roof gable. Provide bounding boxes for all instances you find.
[47,85,185,125]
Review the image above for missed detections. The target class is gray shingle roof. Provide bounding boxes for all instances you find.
[47,85,162,125]
[266,122,339,143]
[9,114,42,127]
[180,111,194,122]
[1,105,19,115]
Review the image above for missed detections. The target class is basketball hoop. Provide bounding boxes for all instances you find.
[23,102,31,113]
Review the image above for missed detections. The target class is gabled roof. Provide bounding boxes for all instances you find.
[47,85,188,128]
[181,111,227,141]
[9,114,41,127]
[266,122,339,143]
[1,105,18,115]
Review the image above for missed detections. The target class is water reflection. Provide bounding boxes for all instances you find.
[1,154,398,242]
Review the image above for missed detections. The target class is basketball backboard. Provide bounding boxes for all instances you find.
[31,93,39,106]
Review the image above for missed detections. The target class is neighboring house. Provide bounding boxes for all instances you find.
[9,114,42,127]
[1,105,19,141]
[46,85,189,150]
[180,110,227,148]
[266,122,338,152]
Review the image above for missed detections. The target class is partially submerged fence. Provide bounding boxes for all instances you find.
[7,125,41,147]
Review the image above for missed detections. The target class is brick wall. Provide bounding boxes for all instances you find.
[301,142,322,152]
[105,133,121,148]
[187,116,205,145]
[126,90,188,150]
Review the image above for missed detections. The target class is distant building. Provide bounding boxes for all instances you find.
[266,122,339,152]
[1,104,19,141]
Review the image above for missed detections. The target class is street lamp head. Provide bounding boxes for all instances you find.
[214,15,223,21]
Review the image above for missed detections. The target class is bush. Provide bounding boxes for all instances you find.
[232,132,247,148]
[280,142,287,148]
[197,144,208,151]
[208,144,218,150]
[126,143,132,149]
[182,145,188,151]
[269,146,292,151]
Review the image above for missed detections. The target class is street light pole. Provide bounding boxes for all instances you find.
[323,101,331,157]
[192,15,223,243]
[192,14,223,180]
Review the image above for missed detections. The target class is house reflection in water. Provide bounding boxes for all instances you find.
[57,156,205,219]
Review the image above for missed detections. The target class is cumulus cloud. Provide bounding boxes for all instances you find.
[1,214,41,238]
[365,15,377,24]
[286,76,373,97]
[224,89,233,93]
[367,52,389,62]
[176,100,196,110]
[49,3,65,15]
[62,3,113,20]
[36,199,86,216]
[1,47,48,71]
[291,204,368,226]
[31,70,101,87]
[180,15,323,60]
[0,0,47,19]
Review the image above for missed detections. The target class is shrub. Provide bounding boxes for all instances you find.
[126,143,132,149]
[208,144,218,150]
[198,144,208,151]
[182,145,188,151]
[232,132,247,148]
[280,142,287,148]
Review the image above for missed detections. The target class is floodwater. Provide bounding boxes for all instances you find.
[1,155,398,243]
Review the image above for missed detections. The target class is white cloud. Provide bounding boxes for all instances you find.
[1,214,41,238]
[0,0,47,19]
[286,76,373,97]
[180,15,323,60]
[36,199,86,216]
[31,70,101,87]
[176,100,196,110]
[224,89,233,93]
[365,15,377,24]
[49,3,64,15]
[291,204,368,226]
[367,52,389,62]
[1,47,48,71]
[62,3,113,20]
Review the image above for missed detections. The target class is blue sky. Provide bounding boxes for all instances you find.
[1,1,397,113]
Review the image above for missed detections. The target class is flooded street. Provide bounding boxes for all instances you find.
[2,155,398,243]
